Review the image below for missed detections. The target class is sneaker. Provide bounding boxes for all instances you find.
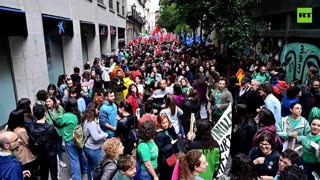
[59,160,67,168]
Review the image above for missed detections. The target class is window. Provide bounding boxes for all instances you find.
[122,0,125,16]
[0,37,16,127]
[97,0,104,4]
[109,0,113,9]
[116,1,120,13]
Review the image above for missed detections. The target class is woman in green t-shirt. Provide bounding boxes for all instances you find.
[45,95,66,167]
[137,120,159,180]
[301,117,320,180]
[277,102,310,152]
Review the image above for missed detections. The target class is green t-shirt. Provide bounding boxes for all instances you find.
[302,134,320,163]
[45,106,65,136]
[199,148,220,180]
[137,140,159,170]
[112,171,131,180]
[289,116,301,129]
[56,113,79,142]
[252,72,271,83]
[213,90,223,116]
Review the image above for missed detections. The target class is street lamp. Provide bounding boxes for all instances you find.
[132,3,136,18]
[132,3,137,40]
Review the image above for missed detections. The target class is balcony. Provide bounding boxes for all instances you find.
[127,4,146,25]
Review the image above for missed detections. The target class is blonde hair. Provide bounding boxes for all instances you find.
[102,137,122,160]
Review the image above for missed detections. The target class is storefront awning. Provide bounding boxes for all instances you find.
[42,14,73,36]
[80,20,95,36]
[0,6,28,36]
[99,24,108,36]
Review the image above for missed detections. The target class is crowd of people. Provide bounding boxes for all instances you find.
[0,40,320,180]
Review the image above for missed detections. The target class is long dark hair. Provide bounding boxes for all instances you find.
[57,74,67,87]
[127,84,139,99]
[82,102,98,123]
[229,153,258,180]
[46,95,61,113]
[164,94,176,116]
[258,108,276,127]
[194,119,217,149]
[173,84,183,96]
[7,109,25,131]
[65,98,82,124]
[92,78,104,96]
[47,84,57,96]
[16,98,32,114]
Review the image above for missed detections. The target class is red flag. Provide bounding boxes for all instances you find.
[152,24,161,36]
[159,33,164,44]
[155,44,161,55]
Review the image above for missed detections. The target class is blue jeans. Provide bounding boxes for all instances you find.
[140,169,154,180]
[84,147,103,180]
[65,140,87,180]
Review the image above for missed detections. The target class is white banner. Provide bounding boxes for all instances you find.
[211,103,232,177]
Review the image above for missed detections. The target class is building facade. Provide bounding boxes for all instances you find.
[253,0,320,86]
[0,0,126,127]
[126,0,147,43]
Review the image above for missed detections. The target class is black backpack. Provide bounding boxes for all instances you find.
[25,122,49,155]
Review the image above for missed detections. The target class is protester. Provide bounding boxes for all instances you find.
[300,78,320,118]
[160,94,184,135]
[71,67,81,84]
[155,114,178,180]
[207,77,233,123]
[45,95,66,167]
[100,137,124,180]
[112,154,137,180]
[185,119,220,179]
[32,105,59,180]
[69,86,86,113]
[252,65,271,83]
[178,150,208,180]
[0,131,27,180]
[83,102,108,179]
[6,109,37,179]
[137,120,159,180]
[218,153,259,180]
[182,89,201,134]
[56,98,87,180]
[116,101,137,154]
[277,102,310,152]
[126,84,144,115]
[281,86,300,117]
[260,149,299,180]
[249,132,280,177]
[16,98,36,123]
[138,100,157,127]
[99,90,118,138]
[279,165,306,180]
[192,73,208,119]
[258,82,281,127]
[231,104,257,156]
[300,117,320,180]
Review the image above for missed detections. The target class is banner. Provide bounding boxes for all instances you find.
[211,103,232,177]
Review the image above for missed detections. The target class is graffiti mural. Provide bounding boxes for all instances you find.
[280,43,320,85]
